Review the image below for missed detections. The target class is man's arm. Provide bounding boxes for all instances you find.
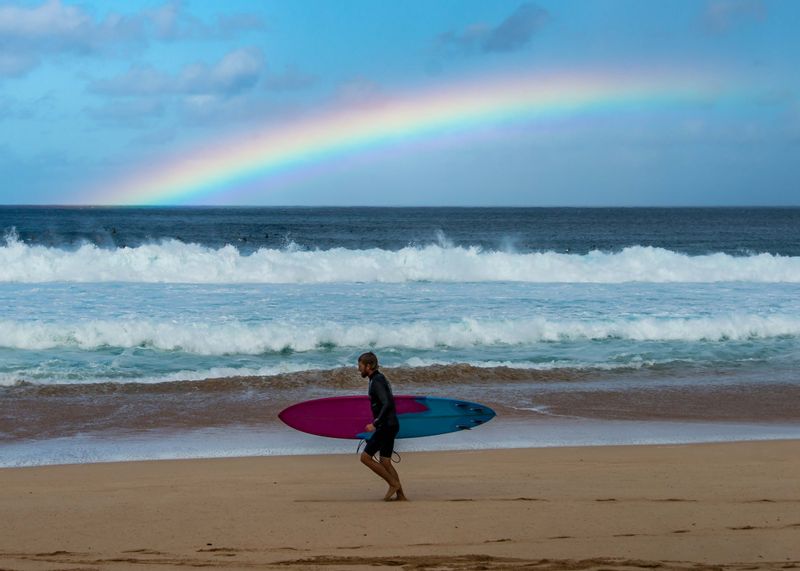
[371,378,392,428]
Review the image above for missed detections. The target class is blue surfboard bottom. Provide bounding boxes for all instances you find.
[360,397,496,440]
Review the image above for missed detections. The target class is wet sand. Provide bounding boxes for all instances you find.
[1,440,799,570]
[4,365,800,442]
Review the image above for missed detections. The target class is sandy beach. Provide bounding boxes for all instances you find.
[1,440,798,570]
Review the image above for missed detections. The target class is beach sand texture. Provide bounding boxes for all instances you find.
[1,440,798,570]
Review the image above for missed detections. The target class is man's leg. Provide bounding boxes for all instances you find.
[380,457,407,501]
[360,452,399,491]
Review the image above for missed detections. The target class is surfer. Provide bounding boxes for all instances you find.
[358,352,407,501]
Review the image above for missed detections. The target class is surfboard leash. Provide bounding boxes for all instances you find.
[355,439,402,463]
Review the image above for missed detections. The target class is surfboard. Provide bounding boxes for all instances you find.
[278,395,496,440]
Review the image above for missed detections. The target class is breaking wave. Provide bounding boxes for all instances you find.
[1,314,798,354]
[2,232,800,284]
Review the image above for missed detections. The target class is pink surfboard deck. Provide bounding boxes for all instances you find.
[278,395,496,440]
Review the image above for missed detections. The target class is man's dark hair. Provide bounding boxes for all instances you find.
[358,351,378,369]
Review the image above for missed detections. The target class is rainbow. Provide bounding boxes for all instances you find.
[88,68,723,205]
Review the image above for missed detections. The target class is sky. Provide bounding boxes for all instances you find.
[0,0,798,206]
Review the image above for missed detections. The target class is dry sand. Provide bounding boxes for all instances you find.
[1,440,798,570]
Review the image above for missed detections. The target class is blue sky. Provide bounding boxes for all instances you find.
[0,0,798,205]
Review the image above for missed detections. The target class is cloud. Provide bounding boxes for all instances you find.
[0,91,57,119]
[90,48,267,98]
[89,67,170,97]
[128,129,177,148]
[436,3,548,58]
[216,13,266,37]
[264,67,317,92]
[0,1,144,61]
[436,24,492,56]
[184,48,266,94]
[704,0,766,33]
[0,0,265,77]
[86,99,166,126]
[0,95,26,119]
[85,45,317,132]
[145,1,265,42]
[335,77,388,106]
[0,0,93,47]
[0,53,39,77]
[483,3,549,53]
[147,2,190,40]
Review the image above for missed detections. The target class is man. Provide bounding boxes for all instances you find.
[358,352,407,501]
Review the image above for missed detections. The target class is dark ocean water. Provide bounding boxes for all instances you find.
[3,206,800,255]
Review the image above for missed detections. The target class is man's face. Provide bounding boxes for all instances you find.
[358,361,371,378]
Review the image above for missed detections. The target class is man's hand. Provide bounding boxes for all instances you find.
[365,423,376,432]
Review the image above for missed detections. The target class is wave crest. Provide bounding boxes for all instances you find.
[1,234,800,283]
[1,315,797,354]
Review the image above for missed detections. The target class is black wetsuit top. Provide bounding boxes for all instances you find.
[368,370,398,428]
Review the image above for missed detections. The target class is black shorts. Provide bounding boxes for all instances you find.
[363,423,399,458]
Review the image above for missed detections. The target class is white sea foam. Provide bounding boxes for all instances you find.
[0,357,676,387]
[1,234,799,283]
[4,421,800,467]
[0,363,328,387]
[0,359,659,387]
[1,314,797,355]
[402,357,658,371]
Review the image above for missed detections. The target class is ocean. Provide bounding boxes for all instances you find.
[2,206,799,466]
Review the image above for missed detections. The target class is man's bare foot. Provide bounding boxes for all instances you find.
[384,484,400,501]
[384,486,408,501]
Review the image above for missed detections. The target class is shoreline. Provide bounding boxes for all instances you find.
[5,366,800,449]
[3,416,800,468]
[2,440,798,569]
